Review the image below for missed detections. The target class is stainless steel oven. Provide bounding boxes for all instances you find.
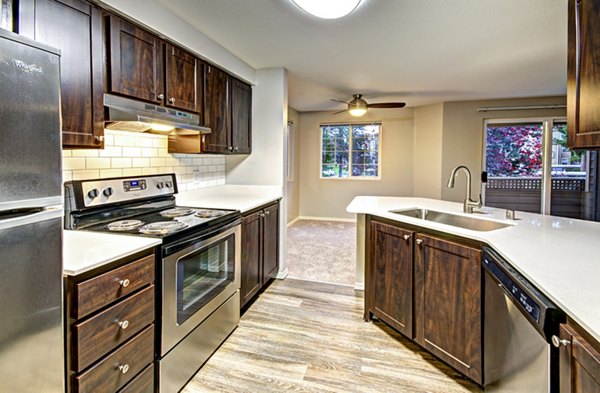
[161,220,240,354]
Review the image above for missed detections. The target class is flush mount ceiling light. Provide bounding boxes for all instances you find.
[291,0,361,19]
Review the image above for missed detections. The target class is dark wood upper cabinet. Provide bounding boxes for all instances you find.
[262,203,279,283]
[559,323,600,393]
[203,66,252,154]
[165,43,198,113]
[230,78,252,154]
[20,0,104,148]
[203,65,230,153]
[107,14,164,104]
[567,0,600,149]
[367,221,413,338]
[414,233,482,384]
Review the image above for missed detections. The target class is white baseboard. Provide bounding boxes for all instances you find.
[295,215,356,223]
[276,268,289,280]
[286,217,301,227]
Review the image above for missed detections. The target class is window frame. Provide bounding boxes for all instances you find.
[319,122,382,180]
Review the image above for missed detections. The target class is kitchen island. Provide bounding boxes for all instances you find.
[347,196,600,343]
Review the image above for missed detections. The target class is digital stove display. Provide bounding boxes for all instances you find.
[123,179,146,192]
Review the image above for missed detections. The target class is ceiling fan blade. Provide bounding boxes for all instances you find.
[330,98,350,104]
[367,102,406,109]
[332,109,347,115]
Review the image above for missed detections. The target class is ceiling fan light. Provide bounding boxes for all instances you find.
[349,108,367,117]
[290,0,361,19]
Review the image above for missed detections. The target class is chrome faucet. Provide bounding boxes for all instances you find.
[447,165,482,213]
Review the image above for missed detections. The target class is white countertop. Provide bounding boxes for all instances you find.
[347,196,600,343]
[176,185,282,213]
[63,231,161,276]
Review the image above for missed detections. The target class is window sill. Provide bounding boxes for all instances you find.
[319,176,382,181]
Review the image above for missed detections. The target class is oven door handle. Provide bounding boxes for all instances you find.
[162,218,241,256]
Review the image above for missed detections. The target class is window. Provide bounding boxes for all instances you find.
[320,123,381,179]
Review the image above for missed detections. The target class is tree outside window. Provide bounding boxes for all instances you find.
[321,123,381,179]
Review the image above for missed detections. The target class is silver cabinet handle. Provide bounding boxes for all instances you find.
[158,93,165,100]
[416,239,423,245]
[117,320,129,330]
[169,97,175,104]
[119,279,130,288]
[552,335,571,348]
[228,146,234,152]
[265,211,270,216]
[260,213,266,218]
[118,364,129,374]
[403,234,410,241]
[94,135,104,143]
[234,146,239,152]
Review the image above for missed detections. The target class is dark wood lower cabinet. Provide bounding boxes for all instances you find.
[240,201,280,308]
[65,249,156,393]
[414,233,482,384]
[365,216,482,385]
[559,323,600,393]
[366,220,413,338]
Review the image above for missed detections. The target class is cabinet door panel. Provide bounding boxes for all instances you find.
[262,203,279,283]
[560,323,600,393]
[165,43,197,112]
[27,0,104,148]
[108,15,163,103]
[241,211,262,307]
[369,221,413,337]
[231,78,251,154]
[415,234,482,384]
[203,65,230,153]
[567,0,600,148]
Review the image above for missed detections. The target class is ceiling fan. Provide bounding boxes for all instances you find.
[331,94,406,117]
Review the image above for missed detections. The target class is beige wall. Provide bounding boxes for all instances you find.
[298,109,415,219]
[286,107,301,223]
[413,103,444,199]
[440,96,567,202]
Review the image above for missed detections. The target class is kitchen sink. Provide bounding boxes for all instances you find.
[389,208,512,232]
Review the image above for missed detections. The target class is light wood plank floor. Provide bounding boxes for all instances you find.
[182,279,482,393]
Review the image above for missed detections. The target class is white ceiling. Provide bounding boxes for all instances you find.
[157,0,567,112]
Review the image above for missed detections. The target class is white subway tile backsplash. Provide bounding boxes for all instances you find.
[71,150,99,157]
[122,147,142,157]
[111,157,132,168]
[86,157,111,169]
[132,158,150,167]
[100,169,123,178]
[62,130,226,190]
[63,157,86,170]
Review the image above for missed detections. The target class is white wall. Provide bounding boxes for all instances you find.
[226,68,289,278]
[413,103,444,199]
[298,109,415,220]
[286,108,301,223]
[99,0,255,84]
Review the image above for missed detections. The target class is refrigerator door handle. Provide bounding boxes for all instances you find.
[0,206,63,230]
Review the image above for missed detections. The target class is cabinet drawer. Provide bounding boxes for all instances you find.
[74,325,154,393]
[118,363,154,393]
[74,254,155,319]
[73,285,155,372]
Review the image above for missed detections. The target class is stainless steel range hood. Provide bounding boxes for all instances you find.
[104,94,211,136]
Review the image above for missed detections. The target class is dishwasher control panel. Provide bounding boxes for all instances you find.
[483,254,540,322]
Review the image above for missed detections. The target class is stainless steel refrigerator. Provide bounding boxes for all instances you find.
[0,29,64,392]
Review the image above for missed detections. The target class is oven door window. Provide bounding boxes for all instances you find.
[176,233,235,324]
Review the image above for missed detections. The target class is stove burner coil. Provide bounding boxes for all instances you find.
[106,220,145,231]
[195,210,226,218]
[138,221,188,235]
[160,208,196,218]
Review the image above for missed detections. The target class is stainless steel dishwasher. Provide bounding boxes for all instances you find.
[482,247,565,393]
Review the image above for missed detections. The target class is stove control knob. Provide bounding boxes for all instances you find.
[165,181,173,188]
[103,187,114,198]
[156,182,165,189]
[87,189,99,199]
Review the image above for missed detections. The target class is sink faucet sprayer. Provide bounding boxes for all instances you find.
[447,165,482,213]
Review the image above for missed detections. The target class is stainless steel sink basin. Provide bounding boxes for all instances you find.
[389,208,511,232]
